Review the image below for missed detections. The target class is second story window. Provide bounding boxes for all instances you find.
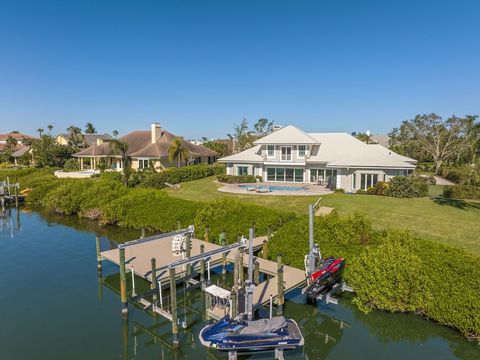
[267,145,275,157]
[298,145,306,157]
[281,146,292,161]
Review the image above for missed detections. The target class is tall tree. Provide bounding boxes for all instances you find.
[47,124,53,133]
[465,115,480,164]
[85,122,97,134]
[253,118,274,136]
[110,139,131,186]
[389,113,470,173]
[36,128,44,137]
[356,132,375,144]
[67,125,83,148]
[168,137,190,168]
[203,141,228,157]
[112,130,119,138]
[233,119,254,152]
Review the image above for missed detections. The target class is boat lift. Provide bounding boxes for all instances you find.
[303,198,353,304]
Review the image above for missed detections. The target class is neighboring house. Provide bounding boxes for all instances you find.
[0,132,37,162]
[370,134,390,148]
[55,133,112,148]
[72,123,218,171]
[218,125,416,192]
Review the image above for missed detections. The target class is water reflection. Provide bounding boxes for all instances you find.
[0,206,22,237]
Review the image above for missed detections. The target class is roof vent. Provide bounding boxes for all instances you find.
[272,124,283,132]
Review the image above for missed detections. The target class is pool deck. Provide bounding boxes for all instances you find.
[218,182,334,196]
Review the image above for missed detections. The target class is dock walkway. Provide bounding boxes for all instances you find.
[101,234,305,309]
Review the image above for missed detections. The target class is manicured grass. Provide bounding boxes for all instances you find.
[164,176,318,214]
[165,177,480,254]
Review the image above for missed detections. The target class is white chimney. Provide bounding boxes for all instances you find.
[151,123,162,143]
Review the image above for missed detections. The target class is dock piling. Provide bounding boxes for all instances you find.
[253,260,260,285]
[151,258,157,302]
[230,287,238,318]
[169,267,179,346]
[14,184,19,208]
[95,235,102,271]
[276,254,284,316]
[262,239,268,259]
[185,232,191,276]
[238,248,244,286]
[204,226,210,243]
[131,267,136,296]
[119,246,128,314]
[220,232,227,274]
[233,252,239,287]
[200,244,205,288]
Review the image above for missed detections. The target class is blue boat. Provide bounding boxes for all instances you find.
[199,316,304,352]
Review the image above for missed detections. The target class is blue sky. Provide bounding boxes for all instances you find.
[1,0,479,138]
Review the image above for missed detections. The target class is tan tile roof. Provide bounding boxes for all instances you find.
[73,129,217,158]
[0,132,37,142]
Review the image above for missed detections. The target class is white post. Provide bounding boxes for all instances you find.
[158,280,163,309]
[131,267,136,296]
[269,295,273,318]
[207,261,211,282]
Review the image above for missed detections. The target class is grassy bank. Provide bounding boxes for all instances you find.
[3,168,480,341]
[165,176,480,254]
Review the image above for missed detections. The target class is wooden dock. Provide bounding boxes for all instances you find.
[100,232,305,310]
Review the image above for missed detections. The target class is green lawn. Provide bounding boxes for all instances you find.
[165,177,480,255]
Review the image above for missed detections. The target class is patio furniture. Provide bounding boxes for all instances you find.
[256,187,271,193]
[316,178,327,186]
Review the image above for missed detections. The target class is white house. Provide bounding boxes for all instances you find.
[218,125,417,192]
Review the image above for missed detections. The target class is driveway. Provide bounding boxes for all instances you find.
[434,176,456,186]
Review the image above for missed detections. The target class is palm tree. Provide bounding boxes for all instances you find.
[37,128,44,137]
[168,137,190,168]
[67,125,83,148]
[110,139,131,186]
[112,130,119,138]
[85,122,97,134]
[47,124,53,134]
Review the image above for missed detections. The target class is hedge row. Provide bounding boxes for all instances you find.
[268,214,480,340]
[364,176,429,198]
[140,164,225,189]
[443,185,480,200]
[438,166,480,186]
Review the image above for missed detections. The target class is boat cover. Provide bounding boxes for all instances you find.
[239,317,287,335]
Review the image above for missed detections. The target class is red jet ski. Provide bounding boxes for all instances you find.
[303,257,345,298]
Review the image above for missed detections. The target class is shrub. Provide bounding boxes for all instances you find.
[217,174,258,184]
[386,176,429,198]
[194,200,295,243]
[334,188,345,194]
[63,158,80,171]
[101,188,201,232]
[366,181,390,196]
[268,214,480,340]
[416,175,436,185]
[443,185,480,200]
[439,166,479,186]
[140,164,225,189]
[356,189,367,195]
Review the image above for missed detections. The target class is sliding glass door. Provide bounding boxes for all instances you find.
[265,167,304,182]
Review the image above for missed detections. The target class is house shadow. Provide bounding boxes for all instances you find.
[433,197,480,211]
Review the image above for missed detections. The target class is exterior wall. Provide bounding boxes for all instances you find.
[56,136,69,146]
[261,144,309,164]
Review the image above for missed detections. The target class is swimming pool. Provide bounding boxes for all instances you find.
[239,185,305,191]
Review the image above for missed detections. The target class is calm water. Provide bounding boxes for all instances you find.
[0,207,478,360]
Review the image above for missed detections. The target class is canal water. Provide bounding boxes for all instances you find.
[0,207,478,360]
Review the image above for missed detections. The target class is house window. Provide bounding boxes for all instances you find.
[267,168,275,181]
[138,159,149,169]
[276,168,285,181]
[298,145,306,158]
[267,145,275,157]
[360,173,379,190]
[237,166,248,176]
[281,147,292,161]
